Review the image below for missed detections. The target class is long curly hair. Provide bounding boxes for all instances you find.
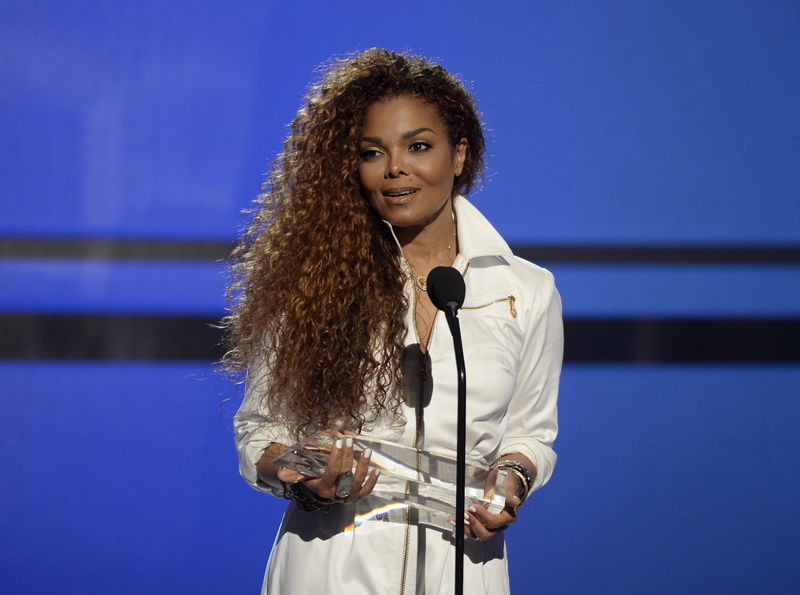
[222,48,485,440]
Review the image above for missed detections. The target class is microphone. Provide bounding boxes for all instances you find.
[426,265,468,595]
[426,266,466,317]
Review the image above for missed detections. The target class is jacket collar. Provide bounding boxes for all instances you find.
[451,195,513,261]
[382,194,513,262]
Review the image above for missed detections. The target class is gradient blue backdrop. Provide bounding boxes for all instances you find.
[1,1,798,593]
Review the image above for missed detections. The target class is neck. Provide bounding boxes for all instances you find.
[395,201,457,265]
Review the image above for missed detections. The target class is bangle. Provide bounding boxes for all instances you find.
[281,480,334,513]
[504,468,530,504]
[491,460,533,505]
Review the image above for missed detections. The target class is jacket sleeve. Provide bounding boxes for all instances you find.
[233,361,295,497]
[499,270,563,492]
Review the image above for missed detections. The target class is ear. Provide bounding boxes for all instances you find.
[453,138,468,177]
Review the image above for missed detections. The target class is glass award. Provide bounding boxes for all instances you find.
[273,434,507,530]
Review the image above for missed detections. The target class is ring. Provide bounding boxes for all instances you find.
[335,471,354,499]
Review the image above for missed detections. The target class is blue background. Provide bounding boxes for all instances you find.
[1,1,799,593]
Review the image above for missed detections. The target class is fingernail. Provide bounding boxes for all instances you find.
[447,520,455,527]
[464,513,470,523]
[374,468,381,476]
[335,439,343,449]
[363,448,372,459]
[345,437,353,448]
[468,506,477,513]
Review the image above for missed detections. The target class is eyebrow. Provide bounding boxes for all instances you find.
[360,127,437,144]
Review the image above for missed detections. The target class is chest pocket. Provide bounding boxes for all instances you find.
[456,293,523,410]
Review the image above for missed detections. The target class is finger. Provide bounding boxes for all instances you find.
[445,509,474,525]
[320,438,344,484]
[468,505,513,535]
[277,467,308,483]
[352,448,372,486]
[449,513,478,540]
[339,436,355,475]
[504,494,521,519]
[507,491,522,507]
[467,504,495,527]
[465,509,493,541]
[358,467,380,497]
[344,448,371,502]
[483,469,498,500]
[350,469,377,502]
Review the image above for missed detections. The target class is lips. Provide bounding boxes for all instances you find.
[382,187,420,203]
[382,186,419,196]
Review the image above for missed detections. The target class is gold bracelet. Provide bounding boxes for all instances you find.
[491,460,533,504]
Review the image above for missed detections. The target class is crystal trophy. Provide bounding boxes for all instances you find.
[273,434,507,530]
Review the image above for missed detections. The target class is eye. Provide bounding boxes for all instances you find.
[359,148,382,161]
[409,141,431,152]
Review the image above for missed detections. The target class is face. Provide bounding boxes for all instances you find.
[358,95,467,232]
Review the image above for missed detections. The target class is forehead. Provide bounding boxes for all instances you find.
[361,95,445,135]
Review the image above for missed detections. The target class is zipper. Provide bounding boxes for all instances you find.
[461,295,517,318]
[398,261,470,595]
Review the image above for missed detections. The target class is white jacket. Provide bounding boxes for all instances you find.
[234,195,563,594]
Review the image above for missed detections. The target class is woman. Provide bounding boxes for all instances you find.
[226,49,562,594]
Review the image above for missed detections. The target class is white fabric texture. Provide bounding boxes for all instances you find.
[234,196,563,594]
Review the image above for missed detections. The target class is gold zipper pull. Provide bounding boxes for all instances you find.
[461,294,518,317]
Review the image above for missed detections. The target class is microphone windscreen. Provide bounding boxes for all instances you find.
[427,266,466,312]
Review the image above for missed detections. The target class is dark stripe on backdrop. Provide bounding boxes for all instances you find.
[0,314,224,361]
[1,314,798,362]
[3,238,800,263]
[0,239,233,261]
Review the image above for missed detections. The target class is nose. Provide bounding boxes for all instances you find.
[386,152,408,178]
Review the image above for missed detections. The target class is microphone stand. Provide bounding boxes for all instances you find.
[443,304,467,595]
[426,265,468,595]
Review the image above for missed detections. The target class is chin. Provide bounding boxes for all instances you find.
[380,211,427,229]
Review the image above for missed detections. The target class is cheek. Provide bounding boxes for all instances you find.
[419,156,454,187]
[358,166,382,212]
[358,163,380,193]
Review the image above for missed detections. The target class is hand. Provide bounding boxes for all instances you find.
[449,472,522,541]
[277,435,380,503]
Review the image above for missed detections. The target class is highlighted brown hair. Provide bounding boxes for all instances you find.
[222,48,485,438]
